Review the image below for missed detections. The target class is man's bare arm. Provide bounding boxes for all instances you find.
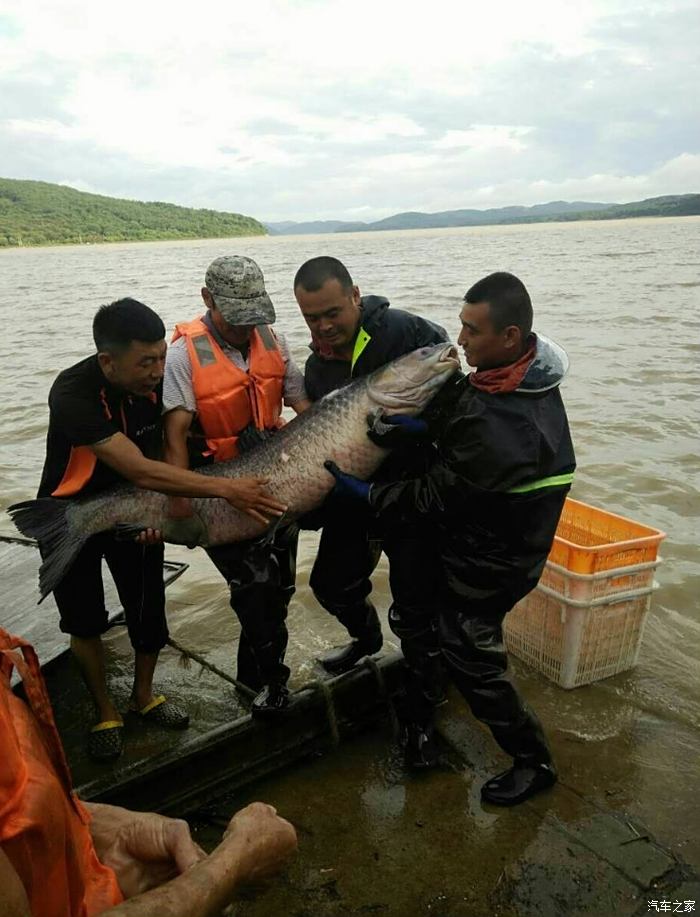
[1,803,297,917]
[162,409,197,519]
[91,432,286,521]
[99,802,297,917]
[162,408,194,470]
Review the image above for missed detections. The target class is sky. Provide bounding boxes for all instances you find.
[0,0,698,222]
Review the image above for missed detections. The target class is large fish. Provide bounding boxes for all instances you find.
[9,343,460,599]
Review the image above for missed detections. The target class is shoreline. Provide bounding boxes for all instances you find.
[2,212,700,251]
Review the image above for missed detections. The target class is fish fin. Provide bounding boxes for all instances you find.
[161,515,208,549]
[7,499,89,602]
[113,523,149,541]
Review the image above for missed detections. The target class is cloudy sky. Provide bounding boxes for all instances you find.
[1,0,698,222]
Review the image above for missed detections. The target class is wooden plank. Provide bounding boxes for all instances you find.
[0,535,188,671]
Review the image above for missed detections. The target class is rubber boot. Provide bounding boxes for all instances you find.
[481,711,557,806]
[481,760,557,806]
[319,599,383,676]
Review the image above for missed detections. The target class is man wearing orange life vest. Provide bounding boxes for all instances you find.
[0,627,297,917]
[163,256,310,716]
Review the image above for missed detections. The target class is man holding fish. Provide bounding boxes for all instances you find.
[26,297,288,760]
[293,255,448,677]
[326,272,576,806]
[162,255,311,718]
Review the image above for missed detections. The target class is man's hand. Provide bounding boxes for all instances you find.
[134,528,163,545]
[324,461,371,501]
[217,477,288,524]
[366,412,430,448]
[81,801,297,916]
[86,804,206,898]
[220,802,297,887]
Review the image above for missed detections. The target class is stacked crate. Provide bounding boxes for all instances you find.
[504,498,666,689]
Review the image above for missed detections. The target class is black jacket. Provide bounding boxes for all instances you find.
[304,295,448,402]
[369,334,577,615]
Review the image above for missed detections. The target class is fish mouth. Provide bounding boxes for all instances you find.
[438,344,460,364]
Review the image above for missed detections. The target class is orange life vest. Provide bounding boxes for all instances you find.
[172,317,286,463]
[0,629,123,917]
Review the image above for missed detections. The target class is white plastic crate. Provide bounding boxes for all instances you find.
[538,558,661,603]
[504,582,656,689]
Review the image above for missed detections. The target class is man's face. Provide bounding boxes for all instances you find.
[99,340,166,395]
[295,278,362,355]
[457,301,515,370]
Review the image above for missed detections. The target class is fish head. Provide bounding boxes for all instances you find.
[366,343,461,413]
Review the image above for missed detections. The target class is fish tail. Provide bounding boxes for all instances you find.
[7,498,89,601]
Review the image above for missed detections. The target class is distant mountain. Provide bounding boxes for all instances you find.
[265,201,613,235]
[0,178,266,247]
[265,195,700,236]
[511,194,700,223]
[265,219,365,235]
[351,200,613,232]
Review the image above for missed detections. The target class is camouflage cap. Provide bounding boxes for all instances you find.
[204,255,276,326]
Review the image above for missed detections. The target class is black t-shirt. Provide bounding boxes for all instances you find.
[37,355,163,498]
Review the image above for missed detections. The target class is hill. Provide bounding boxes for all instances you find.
[265,219,365,235]
[0,178,266,247]
[350,200,613,232]
[266,195,700,235]
[266,201,613,234]
[506,194,700,223]
[335,195,700,233]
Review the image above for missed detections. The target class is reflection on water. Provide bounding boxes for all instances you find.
[1,216,699,854]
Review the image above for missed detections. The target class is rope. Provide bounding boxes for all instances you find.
[167,638,397,747]
[166,636,257,700]
[302,678,341,747]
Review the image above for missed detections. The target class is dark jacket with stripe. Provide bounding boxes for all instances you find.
[369,334,576,615]
[304,295,449,490]
[304,295,448,402]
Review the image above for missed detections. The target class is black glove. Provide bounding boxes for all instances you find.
[237,425,277,454]
[366,413,431,448]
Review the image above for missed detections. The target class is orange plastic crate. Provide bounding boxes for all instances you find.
[549,498,666,574]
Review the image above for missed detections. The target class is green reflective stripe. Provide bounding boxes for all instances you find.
[351,327,372,372]
[508,473,575,494]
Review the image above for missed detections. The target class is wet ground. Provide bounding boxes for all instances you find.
[191,721,700,917]
[40,540,700,917]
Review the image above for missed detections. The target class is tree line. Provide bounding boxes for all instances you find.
[0,178,266,247]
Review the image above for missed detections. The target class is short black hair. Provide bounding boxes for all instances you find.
[464,272,533,337]
[294,256,354,293]
[93,298,166,353]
